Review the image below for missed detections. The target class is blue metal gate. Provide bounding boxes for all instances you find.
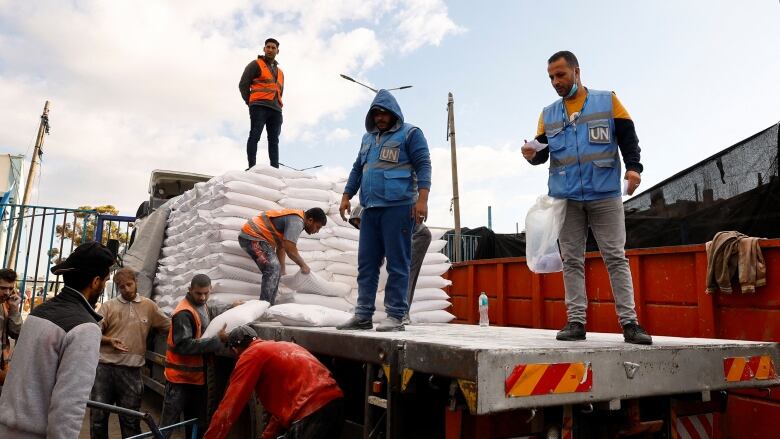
[0,203,135,309]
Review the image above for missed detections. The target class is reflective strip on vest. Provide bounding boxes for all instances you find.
[550,150,618,168]
[164,300,205,385]
[249,59,283,107]
[545,111,613,133]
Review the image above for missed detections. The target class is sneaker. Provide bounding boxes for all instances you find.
[402,313,411,325]
[376,316,405,332]
[336,315,373,330]
[556,321,586,341]
[623,323,653,345]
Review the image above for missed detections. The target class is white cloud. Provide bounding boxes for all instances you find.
[326,128,352,142]
[0,0,462,215]
[427,142,549,233]
[395,0,465,54]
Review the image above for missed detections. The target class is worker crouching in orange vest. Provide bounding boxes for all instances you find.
[238,208,328,304]
[160,274,231,439]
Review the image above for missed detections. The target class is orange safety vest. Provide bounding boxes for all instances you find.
[242,209,304,249]
[249,58,284,108]
[164,298,205,385]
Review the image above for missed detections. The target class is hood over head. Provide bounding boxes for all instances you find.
[365,89,404,133]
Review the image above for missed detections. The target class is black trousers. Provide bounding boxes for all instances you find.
[160,382,207,439]
[89,363,144,439]
[247,105,283,169]
[282,398,344,439]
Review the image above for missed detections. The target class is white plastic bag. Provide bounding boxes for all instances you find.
[524,195,567,273]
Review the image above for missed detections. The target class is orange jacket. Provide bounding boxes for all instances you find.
[249,59,284,108]
[164,299,205,385]
[203,340,343,439]
[242,209,304,248]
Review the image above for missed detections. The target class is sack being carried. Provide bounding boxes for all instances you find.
[524,195,567,273]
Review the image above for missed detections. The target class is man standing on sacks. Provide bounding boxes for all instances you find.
[239,208,328,305]
[338,89,432,332]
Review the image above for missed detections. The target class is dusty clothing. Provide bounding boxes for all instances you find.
[0,287,102,439]
[706,231,767,294]
[203,340,344,439]
[89,363,144,439]
[161,298,228,438]
[98,294,171,367]
[239,236,282,304]
[281,398,343,439]
[0,300,22,383]
[160,382,207,439]
[407,224,433,305]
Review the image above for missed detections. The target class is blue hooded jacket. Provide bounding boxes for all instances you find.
[344,89,432,208]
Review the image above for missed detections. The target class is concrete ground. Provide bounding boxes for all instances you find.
[79,391,185,439]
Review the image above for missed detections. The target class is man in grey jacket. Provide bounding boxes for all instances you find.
[0,242,115,439]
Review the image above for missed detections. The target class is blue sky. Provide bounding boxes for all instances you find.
[1,0,778,232]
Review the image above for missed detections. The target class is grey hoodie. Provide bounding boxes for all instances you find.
[0,287,102,439]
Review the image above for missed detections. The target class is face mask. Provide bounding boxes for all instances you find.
[565,81,578,99]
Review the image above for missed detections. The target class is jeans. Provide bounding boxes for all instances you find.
[355,205,415,320]
[160,382,207,439]
[407,224,432,305]
[89,363,144,439]
[558,196,638,327]
[247,105,283,169]
[239,236,282,304]
[281,398,344,439]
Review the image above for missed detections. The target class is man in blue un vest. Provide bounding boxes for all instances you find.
[337,89,432,332]
[522,51,652,345]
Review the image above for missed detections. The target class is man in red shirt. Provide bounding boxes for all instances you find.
[203,326,344,439]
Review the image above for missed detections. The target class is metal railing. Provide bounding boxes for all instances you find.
[86,400,198,439]
[442,232,480,262]
[0,203,97,310]
[94,213,136,300]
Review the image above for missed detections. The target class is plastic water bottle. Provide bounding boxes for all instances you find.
[478,292,489,327]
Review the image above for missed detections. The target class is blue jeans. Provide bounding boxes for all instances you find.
[355,204,415,320]
[247,105,282,168]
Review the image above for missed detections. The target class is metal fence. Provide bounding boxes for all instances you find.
[0,203,136,309]
[1,203,96,310]
[442,232,480,262]
[95,213,136,300]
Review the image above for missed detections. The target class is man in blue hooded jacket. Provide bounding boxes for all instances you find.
[337,89,432,332]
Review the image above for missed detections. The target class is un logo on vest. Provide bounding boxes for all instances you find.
[588,124,611,144]
[379,147,400,163]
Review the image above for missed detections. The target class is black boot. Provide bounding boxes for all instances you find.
[556,321,586,341]
[337,315,373,330]
[623,323,653,345]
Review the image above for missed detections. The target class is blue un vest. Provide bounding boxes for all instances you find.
[358,123,418,208]
[542,89,621,201]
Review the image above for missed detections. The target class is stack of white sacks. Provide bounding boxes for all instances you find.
[153,165,456,325]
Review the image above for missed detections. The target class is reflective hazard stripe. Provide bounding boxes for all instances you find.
[723,355,777,382]
[505,362,592,397]
[671,411,715,439]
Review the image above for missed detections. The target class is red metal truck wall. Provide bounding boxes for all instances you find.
[444,239,780,437]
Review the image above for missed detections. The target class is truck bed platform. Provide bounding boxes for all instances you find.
[250,322,780,415]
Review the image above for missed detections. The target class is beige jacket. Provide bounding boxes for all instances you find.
[705,231,766,294]
[99,295,171,367]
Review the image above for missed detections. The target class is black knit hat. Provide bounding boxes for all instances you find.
[227,325,258,348]
[51,242,116,275]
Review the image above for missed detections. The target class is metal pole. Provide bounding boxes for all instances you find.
[447,93,463,263]
[488,206,492,230]
[8,101,50,268]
